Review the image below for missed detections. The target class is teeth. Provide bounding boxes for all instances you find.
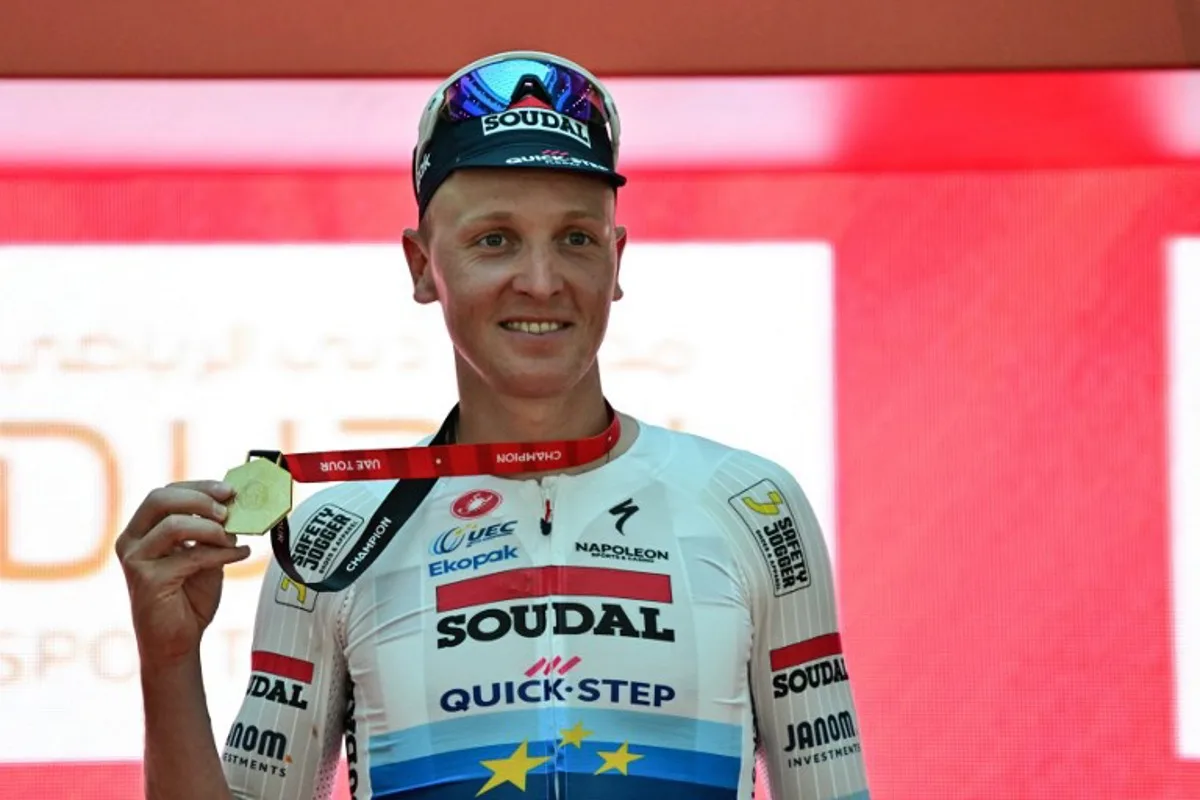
[503,321,565,334]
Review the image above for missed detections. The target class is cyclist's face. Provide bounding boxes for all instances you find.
[404,168,626,400]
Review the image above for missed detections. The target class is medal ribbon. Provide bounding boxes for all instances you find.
[263,403,621,592]
[279,410,620,482]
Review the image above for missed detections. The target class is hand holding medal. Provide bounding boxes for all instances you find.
[221,455,294,536]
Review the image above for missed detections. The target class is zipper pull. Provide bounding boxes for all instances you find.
[540,480,553,536]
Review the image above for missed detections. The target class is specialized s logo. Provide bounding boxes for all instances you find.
[730,479,812,597]
[608,498,639,535]
[481,109,592,147]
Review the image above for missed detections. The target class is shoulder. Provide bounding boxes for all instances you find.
[287,478,398,530]
[273,478,401,595]
[637,422,825,593]
[634,420,807,502]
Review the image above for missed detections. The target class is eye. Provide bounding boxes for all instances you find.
[565,230,595,246]
[476,232,508,248]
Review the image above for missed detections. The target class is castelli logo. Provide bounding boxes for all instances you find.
[451,489,503,520]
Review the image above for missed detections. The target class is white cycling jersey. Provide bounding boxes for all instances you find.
[221,419,871,800]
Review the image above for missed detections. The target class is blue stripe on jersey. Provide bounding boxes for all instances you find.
[368,707,742,765]
[369,737,741,797]
[373,774,737,800]
[832,793,871,800]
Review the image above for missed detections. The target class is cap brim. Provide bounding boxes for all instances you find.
[449,140,627,188]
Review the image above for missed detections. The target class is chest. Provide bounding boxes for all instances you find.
[343,477,755,747]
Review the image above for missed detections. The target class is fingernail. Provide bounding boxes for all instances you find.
[216,482,234,496]
[226,533,239,546]
[213,502,228,521]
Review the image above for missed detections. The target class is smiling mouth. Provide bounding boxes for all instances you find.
[500,321,571,335]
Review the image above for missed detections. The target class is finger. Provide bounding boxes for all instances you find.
[169,479,236,499]
[171,531,239,555]
[119,483,233,550]
[130,514,239,562]
[135,543,253,584]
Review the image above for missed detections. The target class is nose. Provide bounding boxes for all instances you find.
[510,240,564,299]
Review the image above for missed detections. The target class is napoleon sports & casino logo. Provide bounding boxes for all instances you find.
[433,566,675,649]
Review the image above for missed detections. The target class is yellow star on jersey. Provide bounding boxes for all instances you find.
[476,740,551,796]
[558,721,594,749]
[594,741,644,776]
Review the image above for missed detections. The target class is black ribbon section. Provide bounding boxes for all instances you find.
[265,406,458,592]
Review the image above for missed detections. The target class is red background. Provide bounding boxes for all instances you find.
[2,72,1200,799]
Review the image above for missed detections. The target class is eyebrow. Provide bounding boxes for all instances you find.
[456,208,607,227]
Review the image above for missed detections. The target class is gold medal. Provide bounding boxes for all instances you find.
[222,455,293,535]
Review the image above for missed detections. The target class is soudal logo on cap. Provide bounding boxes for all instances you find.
[481,109,592,147]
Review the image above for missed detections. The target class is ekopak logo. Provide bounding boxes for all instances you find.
[428,544,520,578]
[429,520,518,556]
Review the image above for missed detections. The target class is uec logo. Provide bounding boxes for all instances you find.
[430,520,518,556]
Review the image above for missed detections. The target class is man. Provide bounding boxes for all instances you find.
[115,51,871,800]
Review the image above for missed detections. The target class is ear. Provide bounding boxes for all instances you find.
[402,227,438,304]
[612,225,628,301]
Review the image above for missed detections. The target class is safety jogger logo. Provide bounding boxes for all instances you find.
[730,479,813,596]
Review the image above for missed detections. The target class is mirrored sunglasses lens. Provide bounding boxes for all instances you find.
[443,59,605,124]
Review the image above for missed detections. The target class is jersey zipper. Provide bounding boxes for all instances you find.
[537,475,564,800]
[539,476,557,536]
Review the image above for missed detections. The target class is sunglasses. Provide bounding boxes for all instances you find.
[415,50,623,165]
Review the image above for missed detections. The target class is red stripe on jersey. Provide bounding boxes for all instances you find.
[769,633,843,672]
[251,650,314,683]
[436,566,673,612]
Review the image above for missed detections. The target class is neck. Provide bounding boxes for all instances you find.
[453,367,611,446]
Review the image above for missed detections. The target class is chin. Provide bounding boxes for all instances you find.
[491,372,582,399]
[457,345,600,400]
[482,356,598,398]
